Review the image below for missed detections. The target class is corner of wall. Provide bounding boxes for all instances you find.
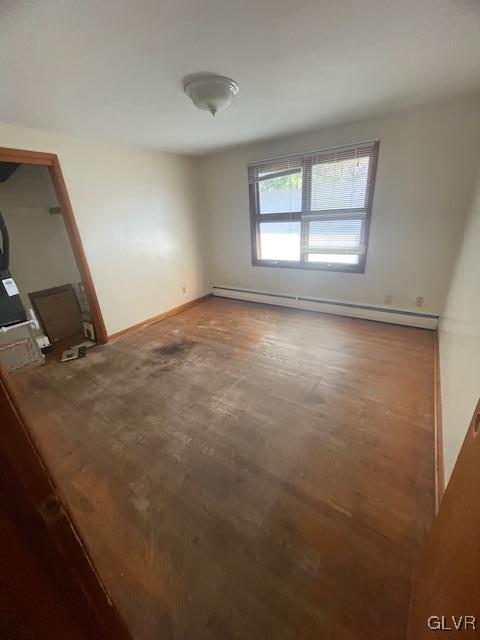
[437,165,480,488]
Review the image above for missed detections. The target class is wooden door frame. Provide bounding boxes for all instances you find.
[407,398,480,638]
[0,369,132,638]
[0,147,128,635]
[0,146,107,344]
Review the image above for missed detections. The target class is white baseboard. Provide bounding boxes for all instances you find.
[212,286,438,330]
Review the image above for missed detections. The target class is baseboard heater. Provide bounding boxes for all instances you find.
[212,286,438,330]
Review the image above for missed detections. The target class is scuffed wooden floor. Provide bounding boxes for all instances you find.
[12,297,435,640]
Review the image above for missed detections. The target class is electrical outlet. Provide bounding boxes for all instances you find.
[384,294,393,305]
[181,285,186,295]
[415,296,424,307]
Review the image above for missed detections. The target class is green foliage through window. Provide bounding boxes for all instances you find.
[259,172,302,192]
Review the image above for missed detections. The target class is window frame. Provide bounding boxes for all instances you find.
[248,140,379,274]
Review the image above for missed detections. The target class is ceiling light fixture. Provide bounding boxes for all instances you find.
[183,74,239,116]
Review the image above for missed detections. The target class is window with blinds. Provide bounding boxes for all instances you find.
[248,141,379,272]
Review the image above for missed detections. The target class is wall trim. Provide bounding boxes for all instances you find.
[108,294,212,342]
[434,330,445,512]
[213,286,439,329]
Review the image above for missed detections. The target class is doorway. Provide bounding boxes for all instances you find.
[0,148,129,639]
[0,147,106,371]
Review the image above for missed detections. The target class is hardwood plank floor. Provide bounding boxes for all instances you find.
[11,297,435,640]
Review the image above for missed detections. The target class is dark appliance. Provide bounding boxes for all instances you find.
[0,212,28,327]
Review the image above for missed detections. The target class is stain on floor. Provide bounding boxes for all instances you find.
[11,297,435,640]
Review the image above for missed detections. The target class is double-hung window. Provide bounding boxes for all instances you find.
[248,140,379,273]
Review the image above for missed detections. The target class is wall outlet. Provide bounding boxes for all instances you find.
[384,294,393,305]
[415,296,424,307]
[181,285,186,295]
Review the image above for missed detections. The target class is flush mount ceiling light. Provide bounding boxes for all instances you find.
[183,74,239,116]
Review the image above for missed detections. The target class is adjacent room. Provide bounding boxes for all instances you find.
[0,163,98,369]
[0,2,479,639]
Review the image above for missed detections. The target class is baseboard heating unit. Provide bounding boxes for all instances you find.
[212,286,438,330]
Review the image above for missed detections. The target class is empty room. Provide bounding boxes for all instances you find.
[0,2,479,639]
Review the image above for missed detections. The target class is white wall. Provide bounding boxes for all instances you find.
[0,164,81,313]
[439,170,480,482]
[0,122,208,336]
[200,97,480,315]
[1,99,479,479]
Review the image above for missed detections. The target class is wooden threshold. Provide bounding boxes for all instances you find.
[434,330,445,512]
[108,294,212,342]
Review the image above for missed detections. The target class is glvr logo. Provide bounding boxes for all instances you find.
[428,616,476,631]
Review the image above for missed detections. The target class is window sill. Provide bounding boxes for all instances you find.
[251,258,365,274]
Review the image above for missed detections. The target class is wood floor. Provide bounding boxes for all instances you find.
[11,297,435,640]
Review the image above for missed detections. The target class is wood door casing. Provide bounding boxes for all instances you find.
[0,368,132,639]
[408,399,480,638]
[0,146,108,343]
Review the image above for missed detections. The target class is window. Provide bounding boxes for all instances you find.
[248,141,379,272]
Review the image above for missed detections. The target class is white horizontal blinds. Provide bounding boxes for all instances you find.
[248,141,378,268]
[303,142,377,211]
[301,142,377,264]
[249,157,303,215]
[302,216,365,254]
[247,157,302,184]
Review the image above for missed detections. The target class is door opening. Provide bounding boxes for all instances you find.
[0,148,106,372]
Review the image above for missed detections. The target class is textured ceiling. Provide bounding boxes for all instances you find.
[1,0,479,154]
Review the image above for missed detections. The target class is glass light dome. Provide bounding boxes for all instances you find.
[184,75,239,116]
